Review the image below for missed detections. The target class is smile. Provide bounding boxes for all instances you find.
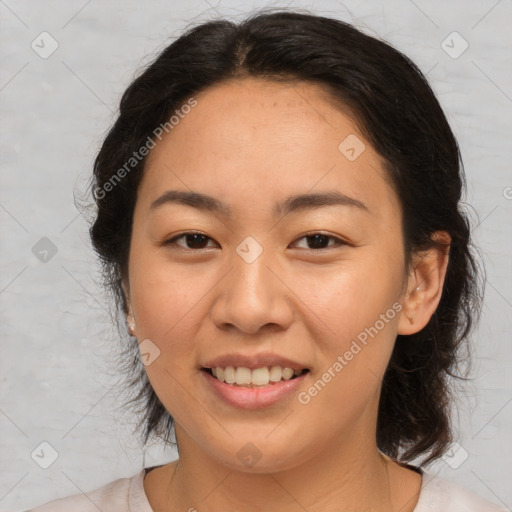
[202,366,310,387]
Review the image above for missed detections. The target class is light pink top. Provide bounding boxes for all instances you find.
[27,466,507,511]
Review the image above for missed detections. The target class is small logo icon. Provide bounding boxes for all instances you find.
[31,441,59,469]
[31,32,59,59]
[236,442,262,468]
[338,134,366,161]
[32,237,58,263]
[441,32,469,59]
[442,441,469,469]
[236,236,263,264]
[138,338,161,366]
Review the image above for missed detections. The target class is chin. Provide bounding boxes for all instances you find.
[209,439,314,474]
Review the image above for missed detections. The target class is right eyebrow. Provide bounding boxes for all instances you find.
[149,190,232,216]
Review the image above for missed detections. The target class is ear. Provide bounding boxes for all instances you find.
[398,231,451,335]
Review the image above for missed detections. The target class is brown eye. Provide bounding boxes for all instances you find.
[164,232,217,250]
[292,233,346,250]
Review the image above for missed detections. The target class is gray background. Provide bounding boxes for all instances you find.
[1,0,511,510]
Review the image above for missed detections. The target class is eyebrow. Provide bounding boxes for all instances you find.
[149,189,369,217]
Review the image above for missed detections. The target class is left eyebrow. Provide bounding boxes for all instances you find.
[275,190,369,217]
[149,189,369,217]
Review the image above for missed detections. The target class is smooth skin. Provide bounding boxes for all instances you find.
[123,77,450,511]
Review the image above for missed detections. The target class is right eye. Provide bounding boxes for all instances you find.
[162,231,218,250]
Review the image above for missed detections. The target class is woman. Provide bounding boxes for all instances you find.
[28,9,505,511]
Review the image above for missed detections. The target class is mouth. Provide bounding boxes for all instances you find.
[201,366,310,388]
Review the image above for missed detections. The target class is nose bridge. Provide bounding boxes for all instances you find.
[230,235,276,304]
[211,235,292,333]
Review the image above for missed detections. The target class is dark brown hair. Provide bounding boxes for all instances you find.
[87,8,482,466]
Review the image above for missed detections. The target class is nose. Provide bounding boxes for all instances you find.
[210,244,294,335]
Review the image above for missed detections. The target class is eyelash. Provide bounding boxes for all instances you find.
[162,231,347,252]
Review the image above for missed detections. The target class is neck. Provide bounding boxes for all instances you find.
[146,424,421,512]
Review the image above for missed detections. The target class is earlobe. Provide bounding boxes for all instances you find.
[127,313,136,335]
[398,231,451,335]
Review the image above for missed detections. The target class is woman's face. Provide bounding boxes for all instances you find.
[126,78,413,471]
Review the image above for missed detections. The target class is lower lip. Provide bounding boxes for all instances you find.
[201,369,309,410]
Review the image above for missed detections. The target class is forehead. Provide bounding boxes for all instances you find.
[157,77,359,153]
[139,77,399,221]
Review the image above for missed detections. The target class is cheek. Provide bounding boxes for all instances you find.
[291,252,402,409]
[292,252,403,343]
[296,295,400,434]
[130,268,203,421]
[129,248,211,336]
[127,256,211,396]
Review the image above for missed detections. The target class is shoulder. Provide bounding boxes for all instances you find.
[26,469,150,512]
[416,469,507,512]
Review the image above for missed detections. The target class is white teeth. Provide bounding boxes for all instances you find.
[235,367,252,385]
[209,365,305,387]
[251,367,270,386]
[282,367,294,380]
[269,365,283,382]
[224,366,236,384]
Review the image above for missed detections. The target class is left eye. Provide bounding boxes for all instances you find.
[163,232,345,251]
[292,233,345,250]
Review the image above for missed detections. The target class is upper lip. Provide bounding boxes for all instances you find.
[202,352,309,371]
